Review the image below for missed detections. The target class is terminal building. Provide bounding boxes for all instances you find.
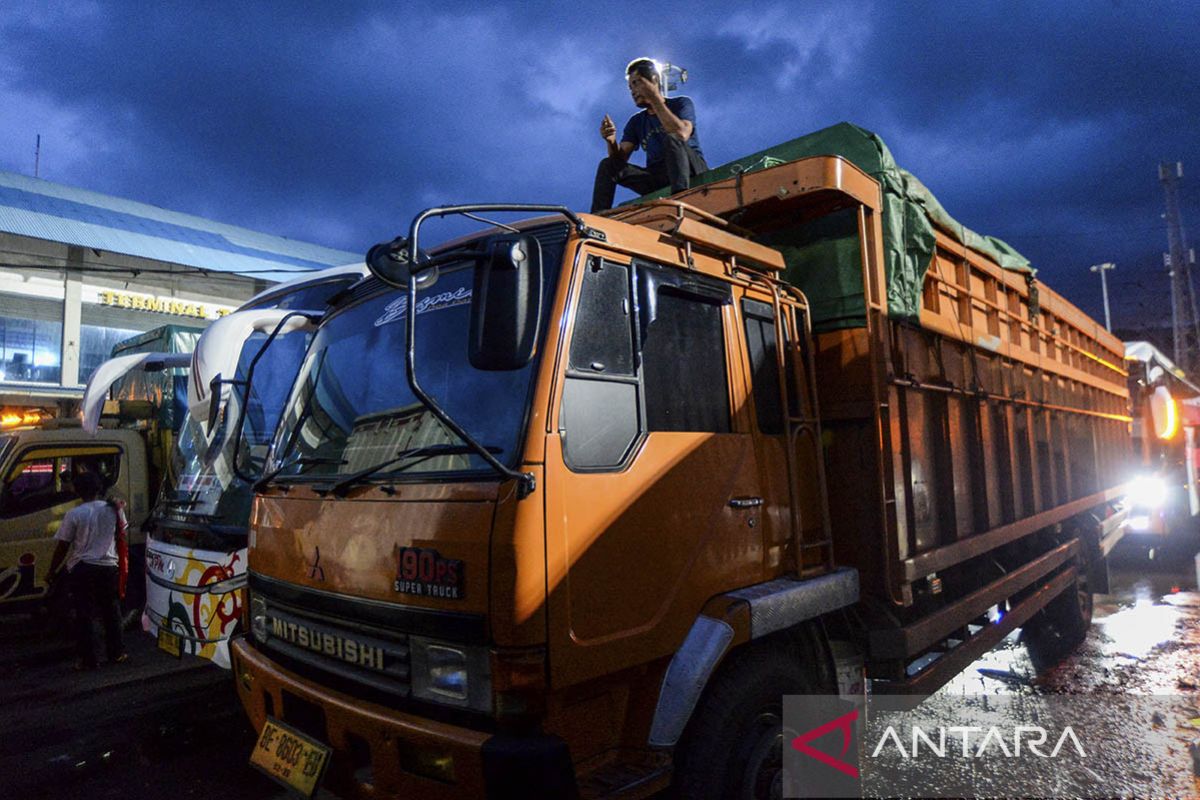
[0,170,358,416]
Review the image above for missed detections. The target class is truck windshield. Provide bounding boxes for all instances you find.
[269,229,565,484]
[164,329,312,531]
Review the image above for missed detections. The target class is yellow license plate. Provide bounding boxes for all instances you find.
[157,627,182,658]
[250,717,331,798]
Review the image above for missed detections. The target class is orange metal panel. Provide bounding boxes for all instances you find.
[666,155,883,214]
[251,488,495,617]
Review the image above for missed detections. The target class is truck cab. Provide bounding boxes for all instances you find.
[0,423,149,610]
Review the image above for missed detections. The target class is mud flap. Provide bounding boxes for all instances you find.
[481,733,577,799]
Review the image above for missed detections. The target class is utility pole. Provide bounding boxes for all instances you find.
[34,134,40,178]
[1159,162,1200,374]
[1089,262,1115,331]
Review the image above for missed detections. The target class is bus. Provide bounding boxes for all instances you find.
[143,265,365,667]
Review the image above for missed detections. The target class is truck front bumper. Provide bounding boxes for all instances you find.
[230,637,576,799]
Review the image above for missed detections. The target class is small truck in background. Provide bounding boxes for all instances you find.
[1122,339,1200,549]
[231,123,1133,798]
[0,324,198,613]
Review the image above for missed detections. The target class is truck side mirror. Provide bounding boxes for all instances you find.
[468,235,543,371]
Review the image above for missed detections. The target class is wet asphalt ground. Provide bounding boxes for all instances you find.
[2,537,1198,800]
[896,535,1200,799]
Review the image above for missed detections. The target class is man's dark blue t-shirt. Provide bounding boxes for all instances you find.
[621,96,704,167]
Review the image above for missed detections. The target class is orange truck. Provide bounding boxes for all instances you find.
[231,124,1131,798]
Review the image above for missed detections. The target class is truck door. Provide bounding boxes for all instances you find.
[546,255,764,688]
[0,445,123,606]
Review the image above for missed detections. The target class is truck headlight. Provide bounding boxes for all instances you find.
[410,636,491,712]
[1129,475,1168,509]
[250,593,269,642]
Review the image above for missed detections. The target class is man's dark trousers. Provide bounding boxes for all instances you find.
[591,136,708,212]
[70,562,124,666]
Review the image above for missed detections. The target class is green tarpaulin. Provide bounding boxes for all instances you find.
[633,122,1033,330]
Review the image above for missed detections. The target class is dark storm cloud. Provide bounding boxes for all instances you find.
[1,0,1197,326]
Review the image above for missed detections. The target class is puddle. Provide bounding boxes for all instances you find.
[1094,597,1182,660]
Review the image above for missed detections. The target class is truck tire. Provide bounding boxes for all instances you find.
[672,629,834,800]
[1022,572,1093,671]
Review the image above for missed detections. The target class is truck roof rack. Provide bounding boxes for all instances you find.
[609,199,785,273]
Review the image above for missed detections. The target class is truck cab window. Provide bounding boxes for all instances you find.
[1,449,121,518]
[569,259,634,376]
[561,258,733,469]
[743,299,784,435]
[561,258,640,469]
[641,282,731,434]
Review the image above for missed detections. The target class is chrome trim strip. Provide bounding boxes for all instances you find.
[147,571,247,595]
[727,568,859,639]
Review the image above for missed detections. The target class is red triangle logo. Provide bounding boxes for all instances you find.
[790,708,860,778]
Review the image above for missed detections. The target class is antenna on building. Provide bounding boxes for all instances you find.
[34,134,41,178]
[1160,161,1200,373]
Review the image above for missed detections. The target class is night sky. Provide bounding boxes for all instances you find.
[1,1,1197,329]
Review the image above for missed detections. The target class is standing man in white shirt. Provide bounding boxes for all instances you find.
[45,471,127,669]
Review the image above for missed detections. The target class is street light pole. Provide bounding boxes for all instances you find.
[1090,262,1115,332]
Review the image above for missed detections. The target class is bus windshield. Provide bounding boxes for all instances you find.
[163,329,311,533]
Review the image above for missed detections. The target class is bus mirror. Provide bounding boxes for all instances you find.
[206,375,224,435]
[205,373,245,436]
[469,235,543,371]
[366,237,411,286]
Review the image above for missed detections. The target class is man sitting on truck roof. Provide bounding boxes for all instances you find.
[590,57,708,213]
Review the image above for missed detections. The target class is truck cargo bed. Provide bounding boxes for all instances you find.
[623,147,1129,685]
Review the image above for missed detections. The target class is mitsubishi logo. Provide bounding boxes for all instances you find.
[308,546,325,581]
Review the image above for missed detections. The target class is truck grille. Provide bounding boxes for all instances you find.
[253,593,412,700]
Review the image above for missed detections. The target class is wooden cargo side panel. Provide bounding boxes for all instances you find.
[823,227,1131,605]
[814,327,889,595]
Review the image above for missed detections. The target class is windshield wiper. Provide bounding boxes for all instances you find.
[169,510,221,522]
[254,455,347,492]
[294,456,349,471]
[162,497,200,507]
[328,443,502,497]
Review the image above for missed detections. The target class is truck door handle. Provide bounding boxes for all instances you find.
[728,496,764,509]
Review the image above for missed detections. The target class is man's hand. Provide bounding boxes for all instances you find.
[600,114,617,144]
[629,74,663,108]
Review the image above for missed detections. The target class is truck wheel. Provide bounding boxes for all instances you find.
[1022,572,1092,671]
[673,631,833,800]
